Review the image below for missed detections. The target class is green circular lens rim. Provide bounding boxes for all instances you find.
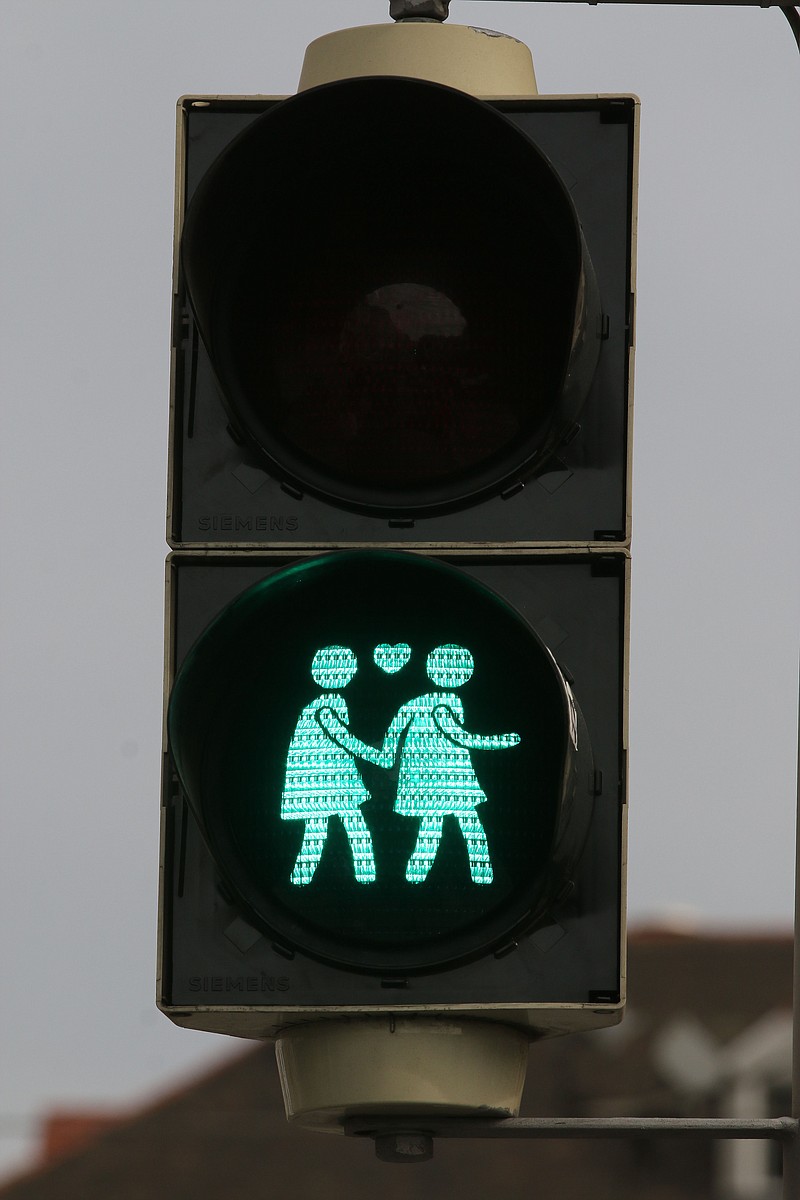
[168,552,582,973]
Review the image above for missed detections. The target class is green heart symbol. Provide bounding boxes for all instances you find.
[374,643,411,674]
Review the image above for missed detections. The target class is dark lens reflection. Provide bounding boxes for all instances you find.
[200,78,583,511]
[272,278,532,488]
[225,247,566,496]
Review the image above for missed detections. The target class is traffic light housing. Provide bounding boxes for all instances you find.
[159,57,637,1042]
[168,78,636,548]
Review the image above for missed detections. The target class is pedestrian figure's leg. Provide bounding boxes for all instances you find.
[406,814,444,883]
[290,815,330,885]
[339,810,377,884]
[457,812,493,884]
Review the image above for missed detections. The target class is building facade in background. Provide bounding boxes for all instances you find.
[0,931,791,1200]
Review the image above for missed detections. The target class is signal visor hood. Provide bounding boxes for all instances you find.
[298,22,538,99]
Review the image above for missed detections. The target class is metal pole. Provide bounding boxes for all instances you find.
[347,1116,798,1141]
[785,677,800,1198]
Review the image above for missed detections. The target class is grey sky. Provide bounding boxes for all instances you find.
[1,0,799,1182]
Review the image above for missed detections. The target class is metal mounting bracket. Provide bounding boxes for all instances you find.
[390,0,450,20]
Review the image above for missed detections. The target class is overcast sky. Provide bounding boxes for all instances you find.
[1,0,799,1183]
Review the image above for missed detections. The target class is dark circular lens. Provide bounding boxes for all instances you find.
[184,77,599,516]
[222,245,567,499]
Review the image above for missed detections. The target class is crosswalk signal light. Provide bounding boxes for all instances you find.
[159,17,637,1124]
[167,551,596,977]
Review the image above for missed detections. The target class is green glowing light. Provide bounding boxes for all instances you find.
[381,645,520,885]
[282,642,520,887]
[373,642,411,674]
[406,812,493,886]
[281,645,384,886]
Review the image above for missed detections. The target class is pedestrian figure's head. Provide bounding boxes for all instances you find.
[311,645,357,690]
[427,644,474,689]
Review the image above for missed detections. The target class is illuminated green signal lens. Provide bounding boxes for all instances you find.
[280,641,521,890]
[168,552,590,973]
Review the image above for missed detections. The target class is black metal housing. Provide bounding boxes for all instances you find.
[169,91,636,548]
[159,552,626,1023]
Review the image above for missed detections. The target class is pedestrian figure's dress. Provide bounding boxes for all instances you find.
[380,648,520,884]
[281,648,384,886]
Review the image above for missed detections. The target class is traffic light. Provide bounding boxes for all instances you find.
[159,37,637,1050]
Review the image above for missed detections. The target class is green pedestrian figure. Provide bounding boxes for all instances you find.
[281,645,385,886]
[379,644,521,885]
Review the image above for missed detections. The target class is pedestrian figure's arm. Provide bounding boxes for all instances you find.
[434,704,521,750]
[317,707,385,765]
[376,707,412,769]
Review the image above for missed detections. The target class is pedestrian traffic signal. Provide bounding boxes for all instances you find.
[167,552,597,975]
[160,547,626,1035]
[158,27,637,1047]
